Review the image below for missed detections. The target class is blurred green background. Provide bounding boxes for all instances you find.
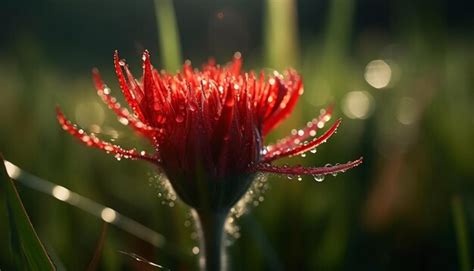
[1,0,474,270]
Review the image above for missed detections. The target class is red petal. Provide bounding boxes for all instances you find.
[92,69,159,138]
[262,71,303,135]
[254,157,363,176]
[113,51,145,121]
[56,106,159,164]
[263,119,341,162]
[264,105,334,158]
[142,50,158,120]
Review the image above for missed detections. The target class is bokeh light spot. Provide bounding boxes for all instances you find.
[4,160,21,179]
[101,207,117,223]
[75,101,105,127]
[342,91,374,119]
[397,97,419,125]
[365,60,392,89]
[52,185,71,201]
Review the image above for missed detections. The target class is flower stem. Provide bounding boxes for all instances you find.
[195,209,229,271]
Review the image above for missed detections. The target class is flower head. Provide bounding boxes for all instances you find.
[57,51,362,210]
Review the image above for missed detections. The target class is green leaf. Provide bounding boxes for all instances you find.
[0,155,56,271]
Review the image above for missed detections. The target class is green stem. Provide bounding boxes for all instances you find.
[264,0,299,69]
[195,209,229,271]
[452,196,471,271]
[154,0,182,71]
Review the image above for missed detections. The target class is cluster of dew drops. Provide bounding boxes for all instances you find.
[148,171,272,254]
[224,172,270,245]
[267,108,343,182]
[148,171,178,208]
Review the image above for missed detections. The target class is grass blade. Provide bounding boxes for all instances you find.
[452,196,471,271]
[154,0,182,71]
[0,155,56,270]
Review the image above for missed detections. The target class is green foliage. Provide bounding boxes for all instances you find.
[0,156,56,271]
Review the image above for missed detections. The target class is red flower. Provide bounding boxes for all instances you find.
[56,51,362,209]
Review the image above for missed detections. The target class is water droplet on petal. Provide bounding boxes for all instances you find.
[189,103,197,112]
[310,148,317,154]
[313,175,324,182]
[175,114,185,123]
[118,117,129,125]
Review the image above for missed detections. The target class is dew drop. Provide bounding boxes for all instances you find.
[118,60,126,66]
[175,114,185,123]
[300,153,307,158]
[189,103,197,112]
[119,117,129,125]
[310,148,317,154]
[297,176,303,181]
[313,175,324,182]
[287,175,293,180]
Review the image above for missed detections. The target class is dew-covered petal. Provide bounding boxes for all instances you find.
[92,68,159,139]
[262,71,303,135]
[254,157,363,176]
[56,107,159,164]
[263,119,341,162]
[113,50,145,121]
[265,105,333,156]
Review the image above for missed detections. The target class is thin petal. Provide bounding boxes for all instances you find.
[113,50,145,121]
[265,105,333,157]
[254,157,363,176]
[263,119,341,162]
[262,71,303,135]
[92,69,159,137]
[142,50,159,120]
[56,106,159,164]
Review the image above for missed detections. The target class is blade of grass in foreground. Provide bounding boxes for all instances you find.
[0,155,56,271]
[452,196,471,271]
[3,159,169,250]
